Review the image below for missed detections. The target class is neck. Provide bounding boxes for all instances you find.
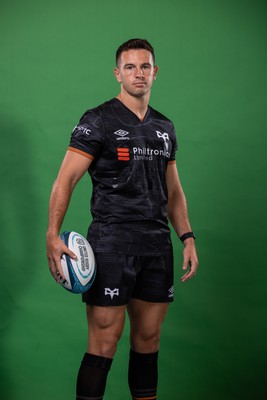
[116,91,150,121]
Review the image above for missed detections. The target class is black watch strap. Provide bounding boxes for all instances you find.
[179,232,196,243]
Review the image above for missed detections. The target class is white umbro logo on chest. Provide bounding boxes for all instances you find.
[114,129,130,141]
[114,129,129,137]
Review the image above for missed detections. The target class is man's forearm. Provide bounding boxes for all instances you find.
[167,190,192,239]
[46,179,73,237]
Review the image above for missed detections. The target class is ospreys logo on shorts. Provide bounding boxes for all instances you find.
[104,288,119,299]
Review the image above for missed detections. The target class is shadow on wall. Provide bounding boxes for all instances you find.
[0,112,39,399]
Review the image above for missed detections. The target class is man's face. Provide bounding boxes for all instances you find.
[114,49,158,98]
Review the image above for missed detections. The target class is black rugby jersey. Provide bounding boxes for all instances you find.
[69,98,178,255]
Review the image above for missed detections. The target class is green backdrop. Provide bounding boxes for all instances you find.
[1,0,267,399]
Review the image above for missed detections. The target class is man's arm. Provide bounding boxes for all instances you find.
[46,150,93,282]
[166,163,198,282]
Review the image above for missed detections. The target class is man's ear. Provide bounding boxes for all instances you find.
[114,68,122,83]
[153,65,159,80]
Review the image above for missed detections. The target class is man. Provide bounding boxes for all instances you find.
[46,38,198,400]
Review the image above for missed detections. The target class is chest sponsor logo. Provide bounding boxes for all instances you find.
[114,129,130,140]
[104,288,119,299]
[116,146,170,162]
[117,147,130,161]
[133,146,170,160]
[73,125,91,136]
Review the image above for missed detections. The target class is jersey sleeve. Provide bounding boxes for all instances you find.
[168,125,178,164]
[68,109,105,160]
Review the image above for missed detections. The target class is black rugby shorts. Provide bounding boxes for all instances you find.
[82,252,174,306]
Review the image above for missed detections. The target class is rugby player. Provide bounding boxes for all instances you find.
[46,38,198,400]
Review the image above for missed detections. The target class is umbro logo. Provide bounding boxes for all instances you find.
[114,129,130,141]
[156,130,169,142]
[104,288,119,299]
[114,129,129,137]
[168,286,174,298]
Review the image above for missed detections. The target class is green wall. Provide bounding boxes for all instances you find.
[1,0,267,399]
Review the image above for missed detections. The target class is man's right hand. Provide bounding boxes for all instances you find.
[46,233,77,283]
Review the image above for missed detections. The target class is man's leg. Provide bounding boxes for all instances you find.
[127,299,169,400]
[76,305,125,400]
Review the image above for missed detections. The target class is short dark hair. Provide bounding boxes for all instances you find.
[116,38,155,66]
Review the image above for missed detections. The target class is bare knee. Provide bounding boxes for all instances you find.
[90,322,123,357]
[131,328,161,353]
[127,300,169,353]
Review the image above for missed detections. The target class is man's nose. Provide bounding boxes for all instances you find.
[135,67,144,77]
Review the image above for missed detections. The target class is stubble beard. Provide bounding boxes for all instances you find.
[124,83,152,99]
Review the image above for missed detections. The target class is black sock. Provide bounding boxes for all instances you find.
[128,349,158,400]
[76,353,113,400]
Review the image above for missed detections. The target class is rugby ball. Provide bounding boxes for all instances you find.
[60,231,96,294]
